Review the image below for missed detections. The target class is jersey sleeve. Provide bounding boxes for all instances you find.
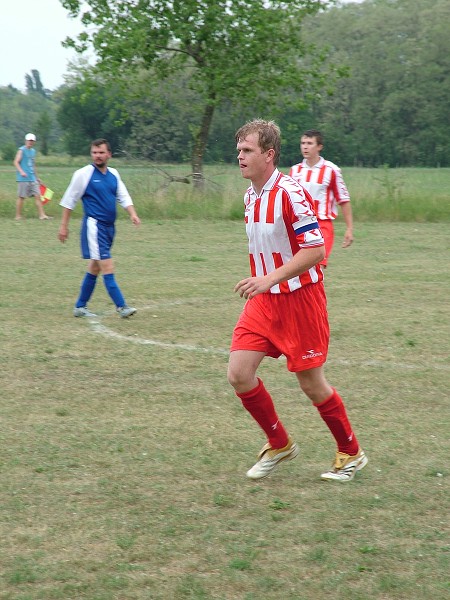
[295,225,324,248]
[109,168,133,209]
[331,166,351,204]
[287,187,324,248]
[288,163,300,179]
[59,165,93,209]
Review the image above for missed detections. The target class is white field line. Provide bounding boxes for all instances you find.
[86,303,450,371]
[89,321,229,355]
[89,300,230,355]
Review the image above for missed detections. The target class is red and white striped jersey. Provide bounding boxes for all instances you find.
[289,157,350,220]
[243,169,324,294]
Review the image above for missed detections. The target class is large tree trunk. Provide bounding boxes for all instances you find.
[191,101,215,189]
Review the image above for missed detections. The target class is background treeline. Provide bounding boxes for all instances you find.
[1,0,449,167]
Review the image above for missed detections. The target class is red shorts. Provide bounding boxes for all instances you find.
[318,219,335,267]
[230,282,329,372]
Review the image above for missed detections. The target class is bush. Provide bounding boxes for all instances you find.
[2,143,17,162]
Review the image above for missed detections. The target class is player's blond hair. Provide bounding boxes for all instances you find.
[235,119,281,166]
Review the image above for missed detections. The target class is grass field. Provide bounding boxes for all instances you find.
[1,160,450,222]
[0,216,449,600]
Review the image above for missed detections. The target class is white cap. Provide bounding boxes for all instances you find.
[25,133,36,141]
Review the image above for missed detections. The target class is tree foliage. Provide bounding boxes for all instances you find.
[3,1,450,168]
[0,83,61,155]
[60,0,338,180]
[36,112,52,155]
[56,73,132,156]
[115,68,203,162]
[25,69,50,99]
[299,0,450,167]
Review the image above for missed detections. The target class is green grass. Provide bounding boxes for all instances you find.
[1,160,449,221]
[0,217,449,599]
[341,165,450,222]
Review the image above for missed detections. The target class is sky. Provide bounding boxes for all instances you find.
[0,0,362,92]
[0,0,84,91]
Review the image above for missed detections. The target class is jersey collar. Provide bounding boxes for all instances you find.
[250,168,281,196]
[302,156,324,169]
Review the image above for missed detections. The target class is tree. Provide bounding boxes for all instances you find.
[36,112,52,155]
[300,0,450,167]
[0,84,62,154]
[25,69,50,98]
[57,74,131,156]
[61,0,339,185]
[121,68,204,162]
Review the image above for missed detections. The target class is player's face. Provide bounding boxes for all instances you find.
[91,144,111,169]
[237,133,272,182]
[300,136,323,162]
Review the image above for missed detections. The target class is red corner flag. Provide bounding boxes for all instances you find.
[39,183,54,205]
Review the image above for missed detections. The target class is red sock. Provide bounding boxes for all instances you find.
[315,388,359,455]
[237,378,289,449]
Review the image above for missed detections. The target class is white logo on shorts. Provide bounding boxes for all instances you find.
[302,349,323,360]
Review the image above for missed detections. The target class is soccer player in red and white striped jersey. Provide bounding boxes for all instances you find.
[228,120,367,482]
[289,129,353,267]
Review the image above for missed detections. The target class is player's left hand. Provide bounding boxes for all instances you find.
[234,276,272,299]
[342,230,354,248]
[58,225,69,243]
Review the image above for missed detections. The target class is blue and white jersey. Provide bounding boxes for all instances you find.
[60,164,133,225]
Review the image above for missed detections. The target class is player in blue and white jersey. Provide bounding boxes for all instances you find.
[58,139,141,318]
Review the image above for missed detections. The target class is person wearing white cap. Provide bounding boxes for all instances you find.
[13,133,51,220]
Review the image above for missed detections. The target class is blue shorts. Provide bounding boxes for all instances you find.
[80,216,115,260]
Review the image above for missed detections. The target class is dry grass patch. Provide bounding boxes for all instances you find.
[0,219,448,599]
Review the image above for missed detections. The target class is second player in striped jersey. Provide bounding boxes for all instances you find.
[289,129,353,267]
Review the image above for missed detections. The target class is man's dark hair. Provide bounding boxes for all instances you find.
[302,129,323,146]
[91,138,112,152]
